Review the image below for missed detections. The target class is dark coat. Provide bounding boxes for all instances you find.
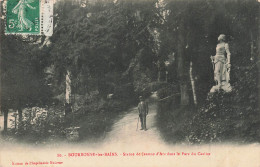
[138,101,148,116]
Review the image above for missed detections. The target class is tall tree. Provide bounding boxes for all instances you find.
[258,1,260,110]
[1,35,51,131]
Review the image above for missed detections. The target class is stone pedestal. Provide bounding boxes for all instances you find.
[210,81,232,93]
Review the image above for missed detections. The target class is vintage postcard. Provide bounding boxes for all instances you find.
[0,0,259,166]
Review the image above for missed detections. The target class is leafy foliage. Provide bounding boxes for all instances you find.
[9,107,66,143]
[156,0,259,144]
[1,35,52,111]
[1,0,259,144]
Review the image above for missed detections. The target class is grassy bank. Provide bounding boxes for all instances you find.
[156,91,260,144]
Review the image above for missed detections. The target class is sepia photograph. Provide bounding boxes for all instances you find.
[0,0,260,166]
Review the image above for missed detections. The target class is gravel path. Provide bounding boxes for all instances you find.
[102,92,169,151]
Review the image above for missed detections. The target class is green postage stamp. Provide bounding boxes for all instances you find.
[5,0,53,36]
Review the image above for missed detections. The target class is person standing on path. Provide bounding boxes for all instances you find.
[138,96,148,131]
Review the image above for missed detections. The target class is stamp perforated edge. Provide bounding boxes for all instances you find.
[42,0,53,36]
[3,0,53,36]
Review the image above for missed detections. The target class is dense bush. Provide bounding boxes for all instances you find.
[183,63,260,144]
[147,81,169,93]
[156,61,260,144]
[157,83,179,99]
[9,107,66,143]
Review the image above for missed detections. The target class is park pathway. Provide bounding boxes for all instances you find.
[101,92,169,151]
[0,93,168,150]
[1,93,258,167]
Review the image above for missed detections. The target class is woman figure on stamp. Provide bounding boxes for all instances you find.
[210,34,232,92]
[12,0,36,31]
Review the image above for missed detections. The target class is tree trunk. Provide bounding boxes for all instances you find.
[258,5,260,110]
[250,30,254,61]
[3,109,8,132]
[189,61,197,106]
[0,6,2,116]
[177,23,190,106]
[179,83,189,106]
[18,109,22,129]
[157,60,162,82]
[165,71,168,82]
[65,70,72,117]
